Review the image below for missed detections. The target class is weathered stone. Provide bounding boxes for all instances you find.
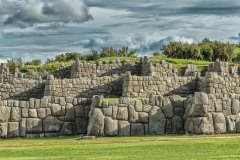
[190,104,208,117]
[134,100,143,112]
[226,115,236,133]
[0,106,10,123]
[232,99,240,115]
[59,97,66,106]
[26,118,42,133]
[43,116,63,133]
[112,106,118,119]
[236,113,240,133]
[129,105,139,123]
[169,95,184,108]
[8,122,19,137]
[162,98,174,118]
[87,108,104,136]
[172,116,183,134]
[139,112,148,123]
[0,123,8,138]
[131,123,144,136]
[65,103,75,122]
[60,122,76,135]
[10,107,21,122]
[19,118,26,137]
[19,101,27,108]
[118,121,130,136]
[74,105,85,118]
[102,105,112,117]
[194,92,208,105]
[117,107,128,121]
[149,106,166,135]
[51,104,63,117]
[29,109,38,118]
[37,108,46,119]
[104,117,118,136]
[214,99,223,112]
[212,113,226,134]
[143,105,152,113]
[119,97,130,104]
[76,118,88,134]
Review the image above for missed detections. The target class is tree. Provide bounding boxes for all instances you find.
[152,52,161,56]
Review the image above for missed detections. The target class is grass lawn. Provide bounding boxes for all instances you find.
[0,135,240,160]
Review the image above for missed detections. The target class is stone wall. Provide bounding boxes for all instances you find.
[71,58,141,78]
[44,75,123,98]
[122,72,197,98]
[0,96,91,138]
[185,92,240,134]
[0,79,45,101]
[87,95,185,136]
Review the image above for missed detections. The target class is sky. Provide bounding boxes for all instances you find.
[0,0,240,62]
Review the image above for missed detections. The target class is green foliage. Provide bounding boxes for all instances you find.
[153,51,161,56]
[25,59,42,66]
[161,38,235,62]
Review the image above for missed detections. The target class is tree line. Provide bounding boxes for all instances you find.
[161,38,235,61]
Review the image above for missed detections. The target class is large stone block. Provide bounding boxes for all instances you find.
[226,115,236,133]
[65,103,75,122]
[162,98,174,118]
[193,92,208,105]
[20,118,26,137]
[117,107,128,121]
[10,107,21,122]
[212,113,226,134]
[8,122,19,138]
[0,123,8,138]
[102,106,112,117]
[26,118,42,133]
[104,117,118,136]
[131,123,144,136]
[172,116,183,134]
[74,105,85,118]
[149,106,166,135]
[43,116,63,133]
[51,104,63,117]
[0,106,11,123]
[214,99,222,112]
[29,109,38,118]
[189,104,208,117]
[232,99,240,115]
[134,100,143,112]
[87,108,104,136]
[60,122,76,135]
[76,118,88,134]
[37,108,46,119]
[129,105,139,123]
[139,112,148,123]
[118,121,130,136]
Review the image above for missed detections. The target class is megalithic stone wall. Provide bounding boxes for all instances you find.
[185,92,240,134]
[122,72,197,98]
[0,96,91,138]
[87,95,185,136]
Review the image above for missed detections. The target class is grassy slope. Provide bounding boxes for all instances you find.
[0,135,240,160]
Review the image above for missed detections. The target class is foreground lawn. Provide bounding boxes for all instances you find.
[0,135,240,160]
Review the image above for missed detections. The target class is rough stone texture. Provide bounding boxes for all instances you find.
[117,107,128,121]
[43,116,63,133]
[8,122,19,137]
[11,107,21,122]
[172,116,183,134]
[60,122,76,135]
[87,108,104,136]
[76,118,88,134]
[0,106,10,123]
[0,123,8,138]
[162,98,174,118]
[149,106,166,135]
[51,104,63,117]
[226,115,236,133]
[212,113,226,134]
[65,103,75,122]
[232,99,240,115]
[118,121,130,136]
[26,118,42,133]
[104,117,118,136]
[131,123,145,136]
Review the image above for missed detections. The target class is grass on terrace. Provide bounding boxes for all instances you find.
[0,135,240,160]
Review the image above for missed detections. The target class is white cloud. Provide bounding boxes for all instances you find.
[2,0,93,27]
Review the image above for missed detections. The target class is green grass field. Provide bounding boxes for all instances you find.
[1,135,240,160]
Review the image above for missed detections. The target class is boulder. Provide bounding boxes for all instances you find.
[162,98,174,118]
[104,117,118,136]
[118,121,130,136]
[129,105,139,123]
[26,118,42,133]
[8,122,19,138]
[134,100,143,112]
[117,107,128,121]
[131,123,144,136]
[0,106,11,123]
[51,104,63,117]
[193,92,208,105]
[226,115,236,133]
[149,106,166,135]
[0,123,7,138]
[60,122,76,135]
[87,108,104,136]
[190,104,208,117]
[43,116,63,133]
[10,107,21,122]
[212,113,226,134]
[232,99,240,115]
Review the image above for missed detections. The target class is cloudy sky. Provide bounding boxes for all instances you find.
[0,0,240,62]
